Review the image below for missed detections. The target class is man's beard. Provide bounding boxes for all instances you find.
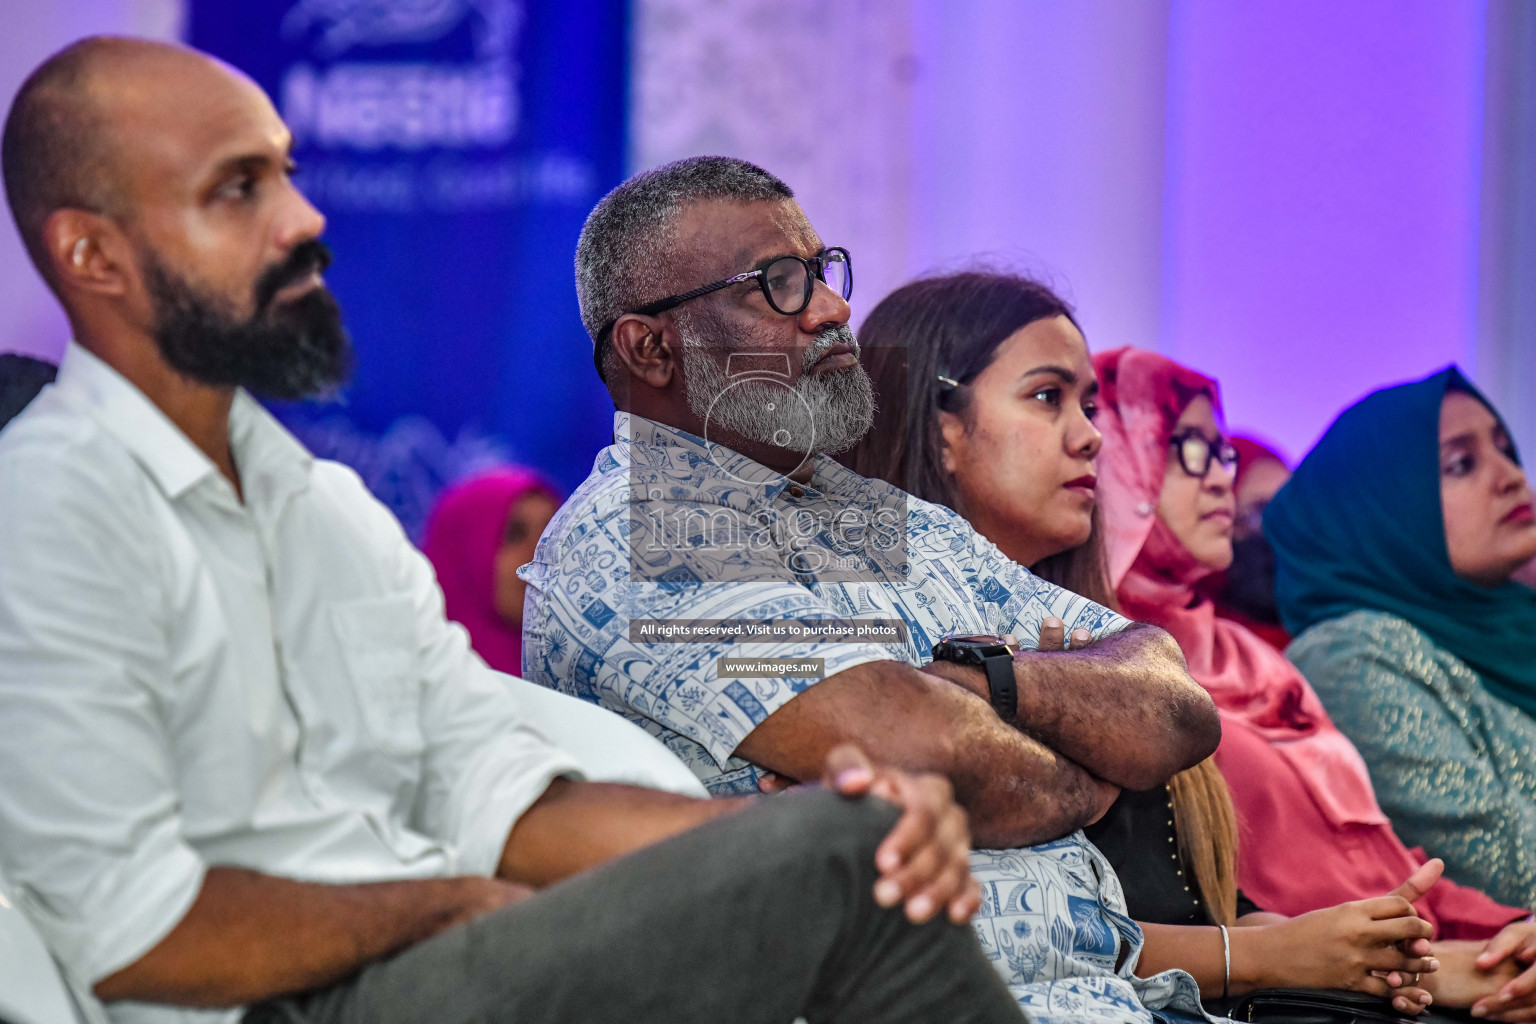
[142,239,353,401]
[680,313,876,458]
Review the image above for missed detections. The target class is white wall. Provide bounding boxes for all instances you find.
[633,0,1531,465]
[902,0,1171,354]
[630,0,1172,355]
[0,0,181,363]
[1158,0,1490,459]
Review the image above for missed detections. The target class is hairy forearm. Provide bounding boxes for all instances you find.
[739,662,1116,847]
[910,664,1121,844]
[1011,624,1219,789]
[499,778,751,886]
[957,731,1119,847]
[94,867,499,1007]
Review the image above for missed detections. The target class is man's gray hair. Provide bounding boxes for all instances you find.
[575,156,793,373]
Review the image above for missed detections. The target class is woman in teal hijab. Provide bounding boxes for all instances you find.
[1266,367,1536,909]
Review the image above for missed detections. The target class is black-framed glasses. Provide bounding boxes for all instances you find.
[1170,428,1239,478]
[593,247,853,378]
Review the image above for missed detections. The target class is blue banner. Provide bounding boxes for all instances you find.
[188,0,626,534]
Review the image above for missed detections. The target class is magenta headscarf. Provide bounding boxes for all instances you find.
[1231,435,1289,492]
[422,468,559,675]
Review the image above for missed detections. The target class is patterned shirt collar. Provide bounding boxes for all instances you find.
[608,411,881,512]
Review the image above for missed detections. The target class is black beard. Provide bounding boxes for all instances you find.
[143,239,354,401]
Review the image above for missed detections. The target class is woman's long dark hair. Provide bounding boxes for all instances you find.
[847,270,1239,925]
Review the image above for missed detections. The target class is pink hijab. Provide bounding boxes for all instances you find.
[422,468,559,676]
[1231,435,1288,489]
[1093,347,1385,829]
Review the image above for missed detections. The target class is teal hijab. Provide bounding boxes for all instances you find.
[1265,367,1536,716]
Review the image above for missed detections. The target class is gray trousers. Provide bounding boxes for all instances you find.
[244,790,1026,1024]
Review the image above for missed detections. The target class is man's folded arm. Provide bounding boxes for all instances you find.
[733,659,1119,848]
[1002,622,1220,790]
[953,520,1220,790]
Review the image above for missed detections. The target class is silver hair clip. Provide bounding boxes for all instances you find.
[936,373,964,409]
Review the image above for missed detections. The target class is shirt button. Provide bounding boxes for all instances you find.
[788,486,805,498]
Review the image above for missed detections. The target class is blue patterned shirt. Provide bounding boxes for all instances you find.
[521,413,1208,1022]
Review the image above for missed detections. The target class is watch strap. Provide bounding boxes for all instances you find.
[982,651,1017,722]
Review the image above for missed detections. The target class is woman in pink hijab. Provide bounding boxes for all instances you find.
[1093,346,1524,943]
[422,468,561,676]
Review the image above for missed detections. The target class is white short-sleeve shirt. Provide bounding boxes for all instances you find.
[0,343,582,1024]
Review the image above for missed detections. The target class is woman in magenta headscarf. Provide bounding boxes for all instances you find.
[422,468,561,676]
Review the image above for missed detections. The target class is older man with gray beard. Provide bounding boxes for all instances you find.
[522,157,1223,1023]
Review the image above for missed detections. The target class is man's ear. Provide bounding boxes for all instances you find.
[611,314,675,390]
[43,208,131,299]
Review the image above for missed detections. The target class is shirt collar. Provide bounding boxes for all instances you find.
[55,341,313,504]
[56,341,217,500]
[608,411,878,510]
[229,389,315,507]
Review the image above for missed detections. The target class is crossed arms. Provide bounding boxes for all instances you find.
[737,621,1220,848]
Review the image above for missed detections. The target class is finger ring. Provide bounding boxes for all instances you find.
[1413,973,1421,984]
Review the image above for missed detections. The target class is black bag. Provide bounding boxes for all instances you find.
[1211,987,1475,1024]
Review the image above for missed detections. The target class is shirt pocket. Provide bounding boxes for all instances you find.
[330,595,424,756]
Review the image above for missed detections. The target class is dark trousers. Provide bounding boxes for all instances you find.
[245,790,1026,1024]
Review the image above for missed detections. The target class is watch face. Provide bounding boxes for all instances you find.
[934,632,1015,662]
[938,632,1006,645]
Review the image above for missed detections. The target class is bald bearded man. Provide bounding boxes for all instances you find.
[0,37,1025,1024]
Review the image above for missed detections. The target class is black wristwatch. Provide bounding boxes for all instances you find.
[930,632,1019,722]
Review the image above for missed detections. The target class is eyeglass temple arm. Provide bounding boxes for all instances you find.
[593,270,763,377]
[600,271,760,340]
[637,271,758,317]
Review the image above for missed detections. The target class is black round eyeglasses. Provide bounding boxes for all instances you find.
[1170,428,1240,478]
